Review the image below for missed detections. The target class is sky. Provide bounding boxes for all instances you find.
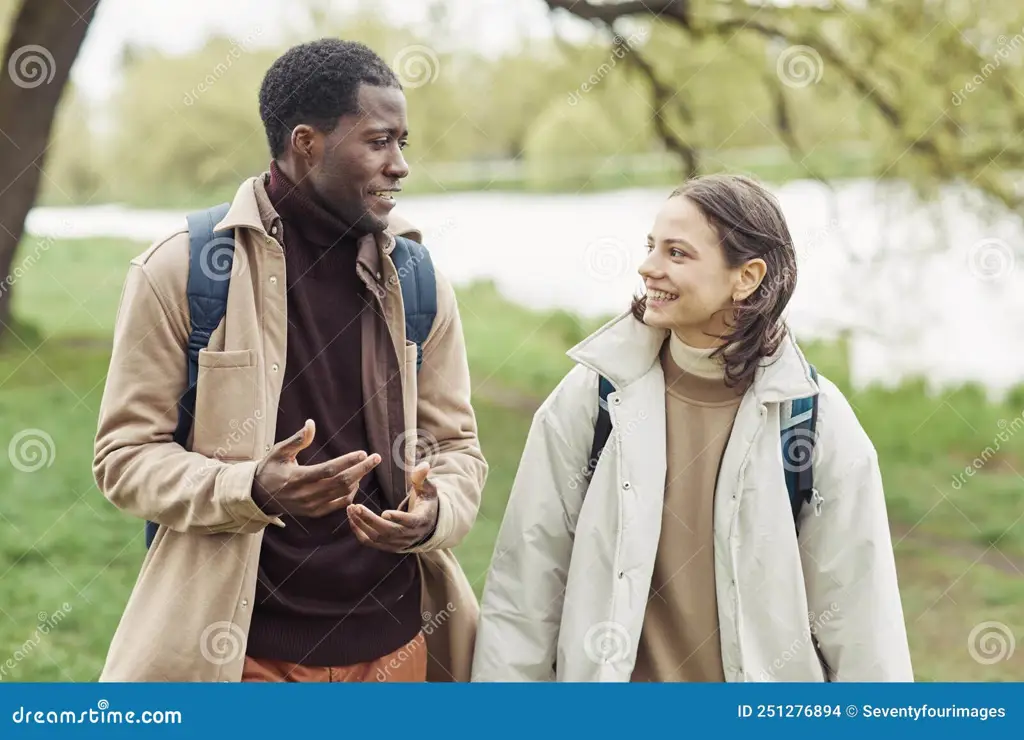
[71,0,586,104]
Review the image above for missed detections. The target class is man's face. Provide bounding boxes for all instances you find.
[308,84,409,234]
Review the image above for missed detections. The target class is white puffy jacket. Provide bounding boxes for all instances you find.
[472,312,914,682]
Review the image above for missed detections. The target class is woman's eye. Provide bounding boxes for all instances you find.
[645,244,654,253]
[671,248,686,258]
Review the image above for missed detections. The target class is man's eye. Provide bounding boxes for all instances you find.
[399,141,408,150]
[372,139,388,149]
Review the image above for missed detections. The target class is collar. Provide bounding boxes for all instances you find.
[567,311,819,403]
[213,174,422,265]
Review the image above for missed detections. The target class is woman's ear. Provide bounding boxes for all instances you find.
[732,258,768,302]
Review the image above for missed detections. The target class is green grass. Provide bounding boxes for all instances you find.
[0,235,1021,682]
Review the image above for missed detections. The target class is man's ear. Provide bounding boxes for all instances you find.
[733,258,768,302]
[289,124,318,165]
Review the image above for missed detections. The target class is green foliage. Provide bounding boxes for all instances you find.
[110,37,278,202]
[33,4,911,206]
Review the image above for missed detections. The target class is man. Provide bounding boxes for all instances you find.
[93,39,486,683]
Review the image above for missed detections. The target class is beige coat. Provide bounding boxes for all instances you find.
[93,175,487,682]
[472,312,913,682]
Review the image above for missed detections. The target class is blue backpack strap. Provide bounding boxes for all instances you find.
[781,364,819,530]
[392,235,437,371]
[146,202,233,549]
[584,376,616,482]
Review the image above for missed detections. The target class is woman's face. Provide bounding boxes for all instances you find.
[639,195,760,347]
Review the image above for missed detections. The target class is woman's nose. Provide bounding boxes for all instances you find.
[639,251,662,279]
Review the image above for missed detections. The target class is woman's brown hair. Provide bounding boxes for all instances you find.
[632,174,798,389]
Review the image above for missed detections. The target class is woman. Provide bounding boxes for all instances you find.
[471,174,913,682]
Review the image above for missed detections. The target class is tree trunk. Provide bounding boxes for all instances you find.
[0,0,99,337]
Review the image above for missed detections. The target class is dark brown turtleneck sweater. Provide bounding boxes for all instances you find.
[245,161,422,667]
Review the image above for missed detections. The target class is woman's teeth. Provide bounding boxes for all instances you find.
[648,290,678,302]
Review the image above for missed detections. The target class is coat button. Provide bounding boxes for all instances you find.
[241,599,248,608]
[613,397,621,405]
[618,571,625,579]
[269,276,277,284]
[264,444,271,453]
[622,481,631,490]
[271,363,279,372]
[270,224,278,235]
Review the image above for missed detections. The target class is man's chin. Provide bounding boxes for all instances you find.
[352,210,389,236]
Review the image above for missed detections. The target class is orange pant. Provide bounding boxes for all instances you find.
[242,631,427,683]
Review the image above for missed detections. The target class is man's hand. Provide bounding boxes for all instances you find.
[253,419,381,518]
[347,462,439,552]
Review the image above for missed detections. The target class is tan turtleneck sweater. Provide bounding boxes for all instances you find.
[630,333,746,683]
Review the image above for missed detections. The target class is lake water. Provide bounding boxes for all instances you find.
[24,179,1024,397]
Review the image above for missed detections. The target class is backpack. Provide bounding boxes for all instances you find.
[584,365,820,532]
[144,203,437,548]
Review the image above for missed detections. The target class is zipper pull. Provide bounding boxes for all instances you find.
[811,489,824,516]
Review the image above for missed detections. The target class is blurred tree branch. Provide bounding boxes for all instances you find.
[542,0,1024,216]
[619,37,699,178]
[544,0,692,27]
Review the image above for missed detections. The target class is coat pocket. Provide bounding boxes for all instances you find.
[192,349,260,461]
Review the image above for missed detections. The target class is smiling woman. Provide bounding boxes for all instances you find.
[472,173,914,684]
[633,175,796,389]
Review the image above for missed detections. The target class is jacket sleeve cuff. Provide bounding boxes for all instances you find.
[215,460,284,532]
[401,489,454,553]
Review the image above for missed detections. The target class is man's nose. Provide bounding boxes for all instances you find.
[385,149,409,180]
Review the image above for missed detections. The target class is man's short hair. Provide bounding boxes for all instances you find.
[259,38,401,158]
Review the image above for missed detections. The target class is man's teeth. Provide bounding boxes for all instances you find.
[649,290,678,301]
[371,191,394,199]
